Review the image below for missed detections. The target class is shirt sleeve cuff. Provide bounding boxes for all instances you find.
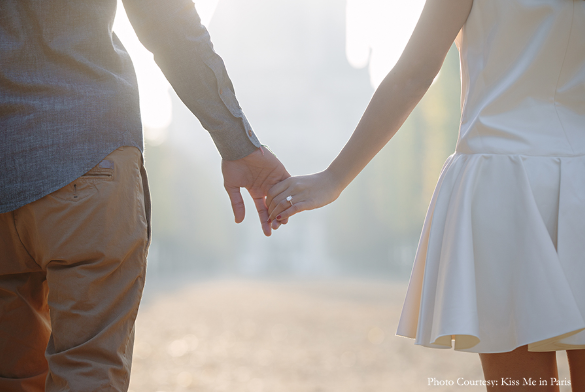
[212,113,262,161]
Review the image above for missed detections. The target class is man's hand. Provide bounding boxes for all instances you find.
[222,147,290,236]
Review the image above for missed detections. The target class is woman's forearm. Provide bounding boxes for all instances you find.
[326,70,433,193]
[266,0,472,222]
[324,0,473,196]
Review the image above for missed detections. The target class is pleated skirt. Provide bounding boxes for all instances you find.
[397,152,585,353]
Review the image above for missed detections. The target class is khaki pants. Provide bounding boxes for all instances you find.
[0,147,151,391]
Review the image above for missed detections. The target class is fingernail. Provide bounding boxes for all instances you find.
[267,219,271,223]
[277,215,282,220]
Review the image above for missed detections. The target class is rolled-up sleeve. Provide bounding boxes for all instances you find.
[122,0,261,160]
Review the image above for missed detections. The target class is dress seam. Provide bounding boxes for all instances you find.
[552,1,576,155]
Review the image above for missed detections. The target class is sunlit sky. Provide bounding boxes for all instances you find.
[113,0,425,134]
[345,0,425,87]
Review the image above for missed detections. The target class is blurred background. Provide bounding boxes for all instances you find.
[114,0,460,280]
[113,0,572,391]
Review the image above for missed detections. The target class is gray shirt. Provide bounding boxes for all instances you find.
[0,0,261,214]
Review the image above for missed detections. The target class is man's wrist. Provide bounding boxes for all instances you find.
[260,144,276,158]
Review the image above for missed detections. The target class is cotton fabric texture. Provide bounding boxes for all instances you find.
[0,147,150,391]
[397,0,585,353]
[0,0,261,214]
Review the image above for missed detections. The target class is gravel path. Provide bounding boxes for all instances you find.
[128,280,572,392]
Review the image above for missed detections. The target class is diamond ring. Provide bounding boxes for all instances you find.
[286,195,293,206]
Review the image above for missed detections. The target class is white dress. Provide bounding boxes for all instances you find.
[396,0,585,353]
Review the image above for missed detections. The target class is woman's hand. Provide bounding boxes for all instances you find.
[266,169,342,222]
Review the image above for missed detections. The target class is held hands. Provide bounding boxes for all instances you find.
[266,169,342,223]
[222,147,290,237]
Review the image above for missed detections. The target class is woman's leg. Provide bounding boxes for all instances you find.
[567,349,585,392]
[479,345,559,391]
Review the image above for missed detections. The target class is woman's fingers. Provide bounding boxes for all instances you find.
[268,193,296,221]
[267,172,338,225]
[267,189,290,217]
[266,178,292,209]
[267,175,321,221]
[267,180,293,218]
[270,215,289,231]
[275,201,309,221]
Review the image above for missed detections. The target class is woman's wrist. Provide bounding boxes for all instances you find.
[323,166,347,198]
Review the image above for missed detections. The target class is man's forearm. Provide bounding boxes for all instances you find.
[122,0,260,160]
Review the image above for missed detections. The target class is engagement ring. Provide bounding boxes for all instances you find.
[286,195,294,206]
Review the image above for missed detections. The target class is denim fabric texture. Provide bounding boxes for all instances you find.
[0,0,261,214]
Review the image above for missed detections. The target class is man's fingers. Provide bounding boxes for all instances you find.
[252,196,272,237]
[261,219,272,236]
[225,186,246,223]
